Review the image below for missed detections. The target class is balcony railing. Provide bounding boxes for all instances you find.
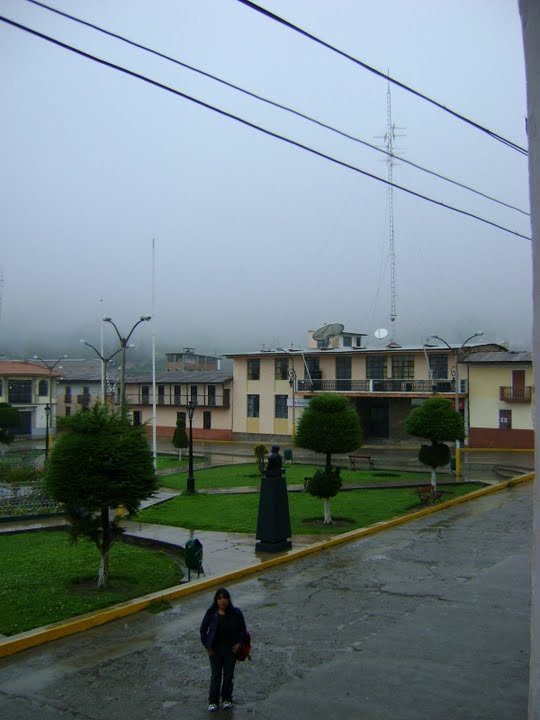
[125,392,229,408]
[296,378,465,394]
[499,386,533,402]
[8,392,34,404]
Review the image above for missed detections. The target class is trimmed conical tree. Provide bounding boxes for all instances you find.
[172,416,188,460]
[295,394,363,524]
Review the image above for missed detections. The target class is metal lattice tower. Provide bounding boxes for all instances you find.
[384,81,397,335]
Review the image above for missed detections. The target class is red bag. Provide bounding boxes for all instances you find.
[235,630,251,662]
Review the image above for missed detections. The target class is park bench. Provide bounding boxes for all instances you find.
[349,454,375,470]
[416,484,443,505]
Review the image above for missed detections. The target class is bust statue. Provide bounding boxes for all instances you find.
[265,445,283,478]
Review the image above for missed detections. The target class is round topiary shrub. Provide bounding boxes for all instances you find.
[419,442,450,469]
[305,467,342,499]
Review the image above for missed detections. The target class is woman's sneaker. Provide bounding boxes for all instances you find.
[208,703,218,712]
[222,701,233,710]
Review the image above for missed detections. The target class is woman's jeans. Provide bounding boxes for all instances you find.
[209,651,236,704]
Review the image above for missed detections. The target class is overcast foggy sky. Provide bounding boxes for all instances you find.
[0,0,532,360]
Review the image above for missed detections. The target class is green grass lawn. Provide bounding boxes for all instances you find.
[0,532,182,636]
[156,454,207,471]
[135,483,485,535]
[157,462,433,490]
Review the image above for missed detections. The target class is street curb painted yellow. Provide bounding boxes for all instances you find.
[0,472,533,659]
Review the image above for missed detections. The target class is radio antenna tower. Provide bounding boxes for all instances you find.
[383,78,403,342]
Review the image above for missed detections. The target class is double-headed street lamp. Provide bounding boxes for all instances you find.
[102,315,151,407]
[186,400,196,494]
[32,354,67,456]
[80,339,123,403]
[427,332,484,475]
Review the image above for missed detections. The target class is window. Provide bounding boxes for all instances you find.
[203,411,211,429]
[190,385,198,404]
[305,357,320,373]
[247,394,260,417]
[207,385,216,406]
[429,354,448,379]
[392,355,414,379]
[38,379,48,397]
[141,385,150,404]
[173,385,182,405]
[499,409,512,430]
[64,385,72,404]
[336,356,351,377]
[343,336,352,347]
[247,359,260,380]
[275,358,289,380]
[133,410,142,426]
[176,411,186,425]
[336,356,352,390]
[355,336,363,347]
[65,406,71,416]
[158,385,165,404]
[8,380,32,404]
[366,355,387,379]
[275,395,288,419]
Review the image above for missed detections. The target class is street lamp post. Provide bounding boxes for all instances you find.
[32,354,67,452]
[80,340,123,403]
[186,400,196,494]
[428,332,484,476]
[288,366,297,438]
[44,404,50,457]
[103,315,151,407]
[277,348,299,438]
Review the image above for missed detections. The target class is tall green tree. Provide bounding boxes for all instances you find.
[0,402,20,448]
[45,404,157,588]
[172,416,188,460]
[405,397,464,489]
[295,394,363,524]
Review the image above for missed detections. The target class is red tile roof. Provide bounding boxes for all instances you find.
[0,361,60,377]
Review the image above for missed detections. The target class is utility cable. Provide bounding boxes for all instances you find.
[236,0,528,156]
[0,15,531,242]
[23,0,529,217]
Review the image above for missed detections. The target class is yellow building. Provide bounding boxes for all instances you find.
[465,352,534,449]
[226,327,505,442]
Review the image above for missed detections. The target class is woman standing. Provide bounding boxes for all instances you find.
[200,587,247,712]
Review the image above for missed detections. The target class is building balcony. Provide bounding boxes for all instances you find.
[126,393,229,408]
[296,378,465,394]
[499,386,533,402]
[8,392,35,404]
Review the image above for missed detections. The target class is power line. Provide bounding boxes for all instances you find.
[0,15,531,241]
[24,0,529,217]
[236,0,528,156]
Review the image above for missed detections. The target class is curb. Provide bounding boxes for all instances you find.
[0,471,533,659]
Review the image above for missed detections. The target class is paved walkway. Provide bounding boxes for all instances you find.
[0,482,532,719]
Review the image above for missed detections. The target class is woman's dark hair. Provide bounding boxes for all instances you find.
[209,587,234,612]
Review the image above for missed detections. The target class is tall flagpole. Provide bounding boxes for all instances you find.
[151,238,157,470]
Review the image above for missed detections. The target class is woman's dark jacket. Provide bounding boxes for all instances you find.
[200,607,247,651]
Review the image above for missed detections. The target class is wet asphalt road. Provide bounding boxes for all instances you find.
[0,482,532,720]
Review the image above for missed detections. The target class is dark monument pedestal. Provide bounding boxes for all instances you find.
[256,475,292,553]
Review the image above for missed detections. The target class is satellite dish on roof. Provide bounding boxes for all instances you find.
[374,328,388,339]
[312,323,345,341]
